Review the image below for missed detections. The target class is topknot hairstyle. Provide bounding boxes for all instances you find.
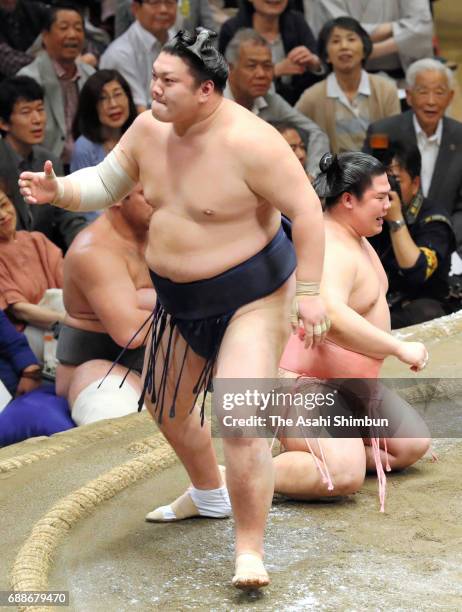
[314,152,386,209]
[162,28,228,93]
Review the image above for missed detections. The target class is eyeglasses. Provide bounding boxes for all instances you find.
[140,0,177,6]
[98,90,128,105]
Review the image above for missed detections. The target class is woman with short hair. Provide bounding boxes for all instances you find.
[296,17,400,153]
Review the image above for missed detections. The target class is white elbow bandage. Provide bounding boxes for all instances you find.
[54,149,136,212]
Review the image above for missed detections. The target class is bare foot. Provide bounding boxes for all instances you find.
[232,552,270,590]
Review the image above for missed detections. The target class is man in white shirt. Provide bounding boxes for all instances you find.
[101,0,177,112]
[364,58,462,253]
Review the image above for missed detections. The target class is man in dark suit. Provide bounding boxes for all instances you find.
[0,75,87,251]
[364,58,462,253]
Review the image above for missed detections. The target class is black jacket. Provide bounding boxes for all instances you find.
[363,110,462,252]
[219,8,320,106]
[369,195,455,304]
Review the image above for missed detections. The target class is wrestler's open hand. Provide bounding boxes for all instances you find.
[18,160,58,205]
[292,295,330,349]
[396,341,428,372]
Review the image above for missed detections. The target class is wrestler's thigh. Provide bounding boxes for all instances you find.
[216,275,295,379]
[280,436,366,474]
[142,324,207,419]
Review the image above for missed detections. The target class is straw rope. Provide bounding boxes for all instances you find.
[0,412,152,475]
[10,437,177,612]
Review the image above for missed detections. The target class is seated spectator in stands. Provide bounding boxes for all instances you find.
[0,309,75,448]
[303,0,434,79]
[0,181,66,362]
[114,0,216,39]
[364,59,462,253]
[219,0,322,106]
[368,144,454,329]
[71,69,137,171]
[17,2,95,165]
[0,0,49,79]
[56,185,155,426]
[71,69,137,221]
[273,122,308,171]
[224,29,329,177]
[100,0,178,113]
[296,17,400,153]
[0,76,87,251]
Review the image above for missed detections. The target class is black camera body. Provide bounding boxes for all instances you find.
[387,173,402,201]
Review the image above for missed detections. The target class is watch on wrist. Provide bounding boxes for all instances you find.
[388,219,406,233]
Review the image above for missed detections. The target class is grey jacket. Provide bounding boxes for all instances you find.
[18,52,95,158]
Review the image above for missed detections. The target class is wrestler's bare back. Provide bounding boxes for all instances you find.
[118,99,288,282]
[324,218,391,332]
[63,213,152,333]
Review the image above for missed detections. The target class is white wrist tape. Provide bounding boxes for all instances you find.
[55,149,136,212]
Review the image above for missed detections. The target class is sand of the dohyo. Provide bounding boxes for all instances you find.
[1,310,461,612]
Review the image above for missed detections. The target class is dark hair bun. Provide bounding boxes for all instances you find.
[319,152,335,173]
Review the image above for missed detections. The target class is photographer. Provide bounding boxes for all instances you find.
[369,143,455,328]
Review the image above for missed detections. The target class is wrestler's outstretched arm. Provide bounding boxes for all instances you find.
[242,122,328,348]
[322,240,428,371]
[18,117,142,212]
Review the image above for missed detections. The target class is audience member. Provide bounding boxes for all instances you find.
[18,2,95,164]
[219,0,322,105]
[296,17,400,153]
[100,0,178,112]
[71,69,137,172]
[369,144,454,328]
[0,181,65,364]
[114,0,216,40]
[56,185,155,425]
[0,309,75,448]
[364,58,462,252]
[0,0,50,79]
[304,0,434,79]
[273,122,308,171]
[224,29,329,176]
[0,76,87,250]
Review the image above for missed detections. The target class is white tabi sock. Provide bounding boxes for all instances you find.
[154,485,231,520]
[189,485,232,518]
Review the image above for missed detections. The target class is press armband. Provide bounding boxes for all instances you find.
[53,149,136,212]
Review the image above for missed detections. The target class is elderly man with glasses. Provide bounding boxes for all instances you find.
[101,0,179,113]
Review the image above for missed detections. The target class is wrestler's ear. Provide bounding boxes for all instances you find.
[198,80,215,102]
[339,191,354,210]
